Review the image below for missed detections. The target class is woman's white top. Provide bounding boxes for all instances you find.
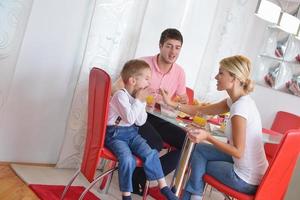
[107,89,147,127]
[224,95,269,185]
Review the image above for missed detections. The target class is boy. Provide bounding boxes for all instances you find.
[106,59,178,200]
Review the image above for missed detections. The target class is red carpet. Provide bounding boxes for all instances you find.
[29,184,100,200]
[148,186,167,200]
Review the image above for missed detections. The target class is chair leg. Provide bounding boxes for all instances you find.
[78,167,118,200]
[99,161,117,192]
[60,168,81,200]
[142,180,150,200]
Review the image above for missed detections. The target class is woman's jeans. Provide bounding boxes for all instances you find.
[183,143,258,199]
[105,125,164,192]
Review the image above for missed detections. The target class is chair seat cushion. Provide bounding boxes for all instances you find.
[203,175,254,200]
[102,147,143,167]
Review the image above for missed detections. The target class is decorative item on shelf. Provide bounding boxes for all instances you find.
[296,54,300,62]
[286,74,300,96]
[255,0,281,23]
[264,62,293,89]
[275,43,285,57]
[264,64,280,87]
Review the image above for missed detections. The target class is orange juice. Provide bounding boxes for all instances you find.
[193,115,207,127]
[146,95,154,106]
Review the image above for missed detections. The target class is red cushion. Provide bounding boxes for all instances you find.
[29,184,100,200]
[148,186,167,200]
[203,175,254,200]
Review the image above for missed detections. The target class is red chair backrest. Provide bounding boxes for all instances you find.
[256,130,300,200]
[80,67,111,182]
[186,87,194,105]
[265,111,300,160]
[270,111,300,134]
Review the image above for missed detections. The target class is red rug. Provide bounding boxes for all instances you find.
[29,184,100,200]
[148,186,167,200]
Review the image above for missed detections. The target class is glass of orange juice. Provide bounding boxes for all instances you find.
[192,113,207,128]
[146,95,155,107]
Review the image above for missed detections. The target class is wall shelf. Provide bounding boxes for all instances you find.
[254,25,300,97]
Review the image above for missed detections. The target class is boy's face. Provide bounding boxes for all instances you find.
[159,39,182,64]
[134,68,151,89]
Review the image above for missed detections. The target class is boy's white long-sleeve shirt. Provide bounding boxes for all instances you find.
[107,89,147,126]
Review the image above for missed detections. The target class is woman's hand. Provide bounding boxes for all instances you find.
[185,125,209,143]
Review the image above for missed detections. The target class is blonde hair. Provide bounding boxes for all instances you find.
[219,55,254,94]
[121,59,150,83]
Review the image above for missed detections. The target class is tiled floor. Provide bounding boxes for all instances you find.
[11,163,224,200]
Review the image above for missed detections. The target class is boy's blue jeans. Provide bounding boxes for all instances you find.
[182,143,258,200]
[105,125,164,192]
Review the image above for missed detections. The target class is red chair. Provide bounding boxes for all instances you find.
[60,67,112,199]
[61,67,147,200]
[186,87,194,105]
[203,129,300,200]
[264,111,300,163]
[29,68,112,200]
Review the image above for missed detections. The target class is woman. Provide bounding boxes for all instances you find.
[161,55,269,200]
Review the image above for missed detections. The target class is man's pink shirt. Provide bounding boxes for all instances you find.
[141,55,186,97]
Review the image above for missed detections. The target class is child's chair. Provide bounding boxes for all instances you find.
[62,67,155,200]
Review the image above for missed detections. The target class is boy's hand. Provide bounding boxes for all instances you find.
[135,87,151,102]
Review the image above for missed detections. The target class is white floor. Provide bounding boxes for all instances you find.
[11,163,224,200]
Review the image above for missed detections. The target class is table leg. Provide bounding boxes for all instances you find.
[171,136,195,196]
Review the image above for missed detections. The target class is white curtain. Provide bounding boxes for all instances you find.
[0,0,33,115]
[194,0,259,102]
[56,0,149,168]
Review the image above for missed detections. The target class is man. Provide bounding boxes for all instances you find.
[131,28,188,195]
[112,28,188,195]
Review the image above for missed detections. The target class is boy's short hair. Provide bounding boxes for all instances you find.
[121,59,150,83]
[159,28,183,46]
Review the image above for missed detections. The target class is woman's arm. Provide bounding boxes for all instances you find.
[160,89,229,116]
[187,115,246,159]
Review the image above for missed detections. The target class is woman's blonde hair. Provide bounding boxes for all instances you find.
[219,55,254,94]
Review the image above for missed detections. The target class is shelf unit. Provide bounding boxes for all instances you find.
[254,25,300,96]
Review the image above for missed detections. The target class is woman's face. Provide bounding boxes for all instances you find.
[215,67,235,91]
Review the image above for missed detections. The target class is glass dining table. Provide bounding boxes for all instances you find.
[147,107,283,197]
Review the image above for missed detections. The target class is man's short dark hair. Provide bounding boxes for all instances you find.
[159,28,183,46]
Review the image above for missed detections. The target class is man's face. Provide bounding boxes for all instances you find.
[159,39,182,64]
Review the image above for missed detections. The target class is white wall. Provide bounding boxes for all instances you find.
[0,0,91,163]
